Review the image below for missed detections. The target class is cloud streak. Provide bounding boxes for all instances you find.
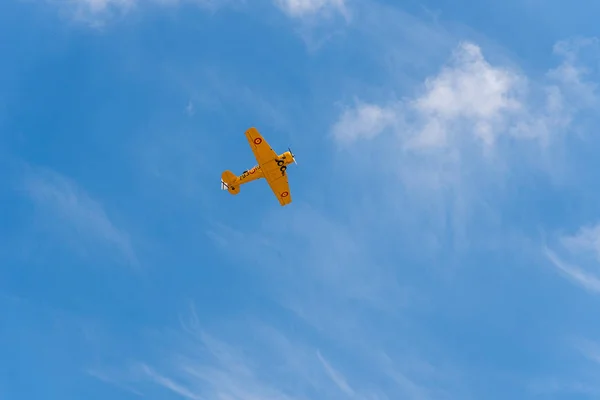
[316,350,355,396]
[545,222,600,294]
[90,302,464,400]
[22,166,137,267]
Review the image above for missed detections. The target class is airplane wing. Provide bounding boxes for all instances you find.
[245,127,278,166]
[265,172,292,206]
[245,127,292,206]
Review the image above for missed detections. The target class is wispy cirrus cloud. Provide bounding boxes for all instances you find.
[316,350,355,396]
[90,302,464,400]
[544,222,600,294]
[21,166,137,267]
[528,337,600,397]
[202,200,465,398]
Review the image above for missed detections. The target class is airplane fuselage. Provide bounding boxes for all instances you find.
[234,150,294,186]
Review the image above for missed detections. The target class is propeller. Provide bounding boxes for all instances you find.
[288,147,297,165]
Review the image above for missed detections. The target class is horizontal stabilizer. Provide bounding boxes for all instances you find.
[221,170,240,195]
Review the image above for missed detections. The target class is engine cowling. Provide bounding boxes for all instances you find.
[280,151,294,165]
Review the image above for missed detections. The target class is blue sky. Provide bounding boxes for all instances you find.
[3,0,600,398]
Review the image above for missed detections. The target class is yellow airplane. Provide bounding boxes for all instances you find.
[221,127,297,206]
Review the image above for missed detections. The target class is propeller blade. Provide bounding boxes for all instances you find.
[289,147,297,164]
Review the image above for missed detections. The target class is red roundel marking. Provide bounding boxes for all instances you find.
[254,138,262,145]
[281,191,289,197]
[250,168,255,174]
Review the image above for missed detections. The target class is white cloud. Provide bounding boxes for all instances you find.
[332,101,398,144]
[274,0,347,18]
[52,0,136,26]
[331,39,597,150]
[411,42,523,147]
[49,0,346,26]
[73,0,135,13]
[327,38,600,247]
[22,167,137,267]
[48,0,229,26]
[548,37,600,109]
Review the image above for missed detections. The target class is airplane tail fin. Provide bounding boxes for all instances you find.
[221,170,240,195]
